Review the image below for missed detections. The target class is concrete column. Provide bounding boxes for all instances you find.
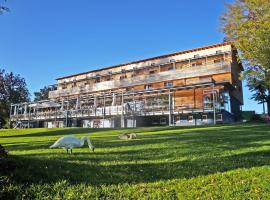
[103,93,105,128]
[133,93,135,128]
[75,96,80,110]
[213,85,216,125]
[194,88,197,126]
[121,91,125,128]
[168,90,171,126]
[14,105,17,115]
[173,62,176,70]
[24,104,27,115]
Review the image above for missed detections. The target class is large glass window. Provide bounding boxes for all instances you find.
[220,91,231,112]
[203,93,214,109]
[203,90,219,111]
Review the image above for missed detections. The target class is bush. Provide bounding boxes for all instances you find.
[250,114,265,123]
[0,144,8,159]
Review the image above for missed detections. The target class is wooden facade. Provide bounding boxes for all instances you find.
[10,42,243,128]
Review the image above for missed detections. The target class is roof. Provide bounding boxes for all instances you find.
[56,41,232,80]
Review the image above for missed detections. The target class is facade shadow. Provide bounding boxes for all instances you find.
[3,149,270,186]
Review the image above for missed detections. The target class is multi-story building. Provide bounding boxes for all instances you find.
[10,42,243,128]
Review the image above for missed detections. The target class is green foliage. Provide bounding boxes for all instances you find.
[0,144,8,158]
[221,0,270,68]
[34,86,51,102]
[0,69,30,127]
[241,110,256,121]
[221,0,270,113]
[1,125,270,199]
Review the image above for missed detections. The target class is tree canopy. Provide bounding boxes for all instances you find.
[221,0,270,114]
[0,69,30,127]
[34,86,52,102]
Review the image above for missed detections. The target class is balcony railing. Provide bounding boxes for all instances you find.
[49,61,231,98]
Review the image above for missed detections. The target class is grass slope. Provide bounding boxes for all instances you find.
[1,124,270,199]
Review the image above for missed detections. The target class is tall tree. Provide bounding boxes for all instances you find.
[247,76,268,114]
[221,0,270,114]
[0,69,30,127]
[34,86,51,102]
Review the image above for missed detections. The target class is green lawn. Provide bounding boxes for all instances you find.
[1,124,270,199]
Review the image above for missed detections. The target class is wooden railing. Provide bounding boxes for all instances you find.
[49,61,230,98]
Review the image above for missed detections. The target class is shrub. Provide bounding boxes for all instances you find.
[0,144,8,159]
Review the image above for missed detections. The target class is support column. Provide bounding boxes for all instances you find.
[168,90,171,126]
[132,93,135,128]
[172,91,175,126]
[173,62,176,70]
[75,96,80,110]
[121,91,125,128]
[66,99,69,127]
[14,105,17,116]
[94,96,97,116]
[194,88,197,126]
[213,85,216,125]
[103,93,105,128]
[23,104,27,126]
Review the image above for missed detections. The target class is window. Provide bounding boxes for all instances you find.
[95,77,100,83]
[144,84,153,90]
[120,75,127,80]
[149,70,156,75]
[126,87,133,92]
[217,114,223,121]
[203,93,214,109]
[216,50,222,54]
[192,62,203,67]
[164,82,173,87]
[160,117,167,124]
[202,115,207,122]
[188,116,193,122]
[214,59,224,63]
[71,82,77,88]
[194,54,200,58]
[167,66,174,71]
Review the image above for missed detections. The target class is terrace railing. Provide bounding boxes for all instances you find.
[49,61,231,98]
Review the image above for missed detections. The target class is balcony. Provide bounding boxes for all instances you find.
[49,61,231,98]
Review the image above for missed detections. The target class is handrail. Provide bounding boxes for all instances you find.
[49,61,230,98]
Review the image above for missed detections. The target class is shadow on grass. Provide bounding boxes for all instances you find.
[3,149,270,186]
[1,124,270,186]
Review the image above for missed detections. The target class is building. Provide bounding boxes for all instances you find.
[10,42,243,128]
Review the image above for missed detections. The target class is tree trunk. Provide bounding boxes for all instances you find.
[267,90,270,116]
[267,99,270,116]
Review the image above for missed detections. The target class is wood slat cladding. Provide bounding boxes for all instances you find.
[212,73,232,83]
[174,89,196,109]
[48,42,243,114]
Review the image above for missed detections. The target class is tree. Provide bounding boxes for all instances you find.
[34,86,51,102]
[0,69,30,127]
[247,76,268,114]
[221,0,270,114]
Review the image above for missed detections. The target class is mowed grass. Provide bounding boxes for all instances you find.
[1,124,270,199]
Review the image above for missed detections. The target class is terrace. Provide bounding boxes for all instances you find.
[49,61,231,98]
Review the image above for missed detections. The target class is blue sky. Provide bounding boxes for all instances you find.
[0,0,264,113]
